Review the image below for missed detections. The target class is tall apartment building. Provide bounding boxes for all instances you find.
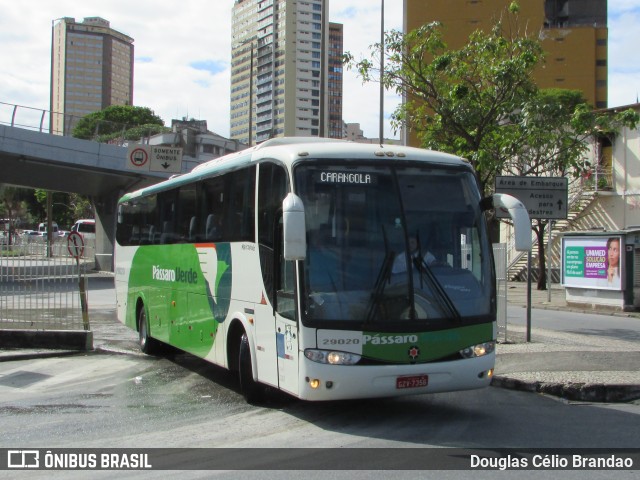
[230,0,332,145]
[327,22,344,139]
[404,0,607,145]
[50,17,134,136]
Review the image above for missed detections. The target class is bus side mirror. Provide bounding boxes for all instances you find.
[283,193,306,261]
[491,193,532,251]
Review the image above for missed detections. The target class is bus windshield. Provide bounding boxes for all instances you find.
[295,162,493,328]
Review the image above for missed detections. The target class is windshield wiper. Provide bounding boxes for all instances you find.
[413,254,462,323]
[365,225,395,323]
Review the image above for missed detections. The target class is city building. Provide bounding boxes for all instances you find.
[343,122,401,145]
[403,0,607,146]
[147,119,247,173]
[50,17,134,136]
[230,0,332,145]
[327,22,344,139]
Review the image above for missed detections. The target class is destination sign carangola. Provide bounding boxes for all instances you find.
[318,172,376,184]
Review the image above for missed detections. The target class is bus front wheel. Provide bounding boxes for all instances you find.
[239,332,263,403]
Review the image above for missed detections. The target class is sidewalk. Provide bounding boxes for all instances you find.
[494,281,640,402]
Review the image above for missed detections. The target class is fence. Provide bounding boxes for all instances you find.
[0,101,164,145]
[2,238,508,343]
[0,239,94,332]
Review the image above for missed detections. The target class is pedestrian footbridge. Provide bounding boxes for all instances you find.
[0,122,171,271]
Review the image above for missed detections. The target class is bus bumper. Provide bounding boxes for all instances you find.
[297,353,495,401]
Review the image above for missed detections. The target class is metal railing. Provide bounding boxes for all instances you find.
[0,241,94,331]
[0,101,164,146]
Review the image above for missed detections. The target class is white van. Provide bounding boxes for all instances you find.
[37,222,59,235]
[71,219,96,240]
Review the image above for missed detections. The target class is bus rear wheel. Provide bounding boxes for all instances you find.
[239,332,263,403]
[138,307,161,355]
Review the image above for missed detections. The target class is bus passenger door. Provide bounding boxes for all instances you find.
[253,290,279,388]
[275,258,299,395]
[256,162,298,394]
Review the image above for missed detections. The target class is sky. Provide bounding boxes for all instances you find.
[1,0,638,141]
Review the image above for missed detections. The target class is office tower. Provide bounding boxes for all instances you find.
[230,0,330,145]
[328,22,344,139]
[51,17,134,136]
[404,0,607,145]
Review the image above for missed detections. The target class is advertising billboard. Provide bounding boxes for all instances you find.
[562,236,623,290]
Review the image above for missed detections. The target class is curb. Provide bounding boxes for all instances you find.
[0,350,84,362]
[492,376,640,403]
[0,329,93,351]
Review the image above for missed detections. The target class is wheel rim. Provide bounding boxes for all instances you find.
[139,311,147,349]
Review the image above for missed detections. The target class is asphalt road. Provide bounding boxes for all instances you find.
[1,276,639,478]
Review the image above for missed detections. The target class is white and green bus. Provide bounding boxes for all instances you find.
[115,138,530,402]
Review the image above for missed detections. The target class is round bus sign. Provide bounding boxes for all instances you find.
[67,231,85,259]
[129,147,149,168]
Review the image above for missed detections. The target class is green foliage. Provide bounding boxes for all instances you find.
[95,124,171,144]
[345,4,639,196]
[506,89,638,180]
[33,190,93,228]
[72,105,165,141]
[0,186,37,231]
[345,6,543,192]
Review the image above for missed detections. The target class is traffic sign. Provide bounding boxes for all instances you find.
[495,176,568,219]
[126,146,150,171]
[67,231,85,259]
[125,145,183,173]
[150,146,182,173]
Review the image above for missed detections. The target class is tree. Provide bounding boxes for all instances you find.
[65,105,169,226]
[346,2,638,289]
[503,89,638,288]
[33,191,93,228]
[71,105,167,142]
[0,186,32,244]
[345,2,543,194]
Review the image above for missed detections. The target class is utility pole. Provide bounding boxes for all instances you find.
[379,0,385,146]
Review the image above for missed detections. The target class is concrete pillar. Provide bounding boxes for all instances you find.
[93,192,119,272]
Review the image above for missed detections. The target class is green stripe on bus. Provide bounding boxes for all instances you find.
[127,243,232,357]
[362,323,493,363]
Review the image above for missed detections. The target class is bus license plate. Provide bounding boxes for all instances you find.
[396,374,428,389]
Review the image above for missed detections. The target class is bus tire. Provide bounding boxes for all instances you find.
[239,332,263,403]
[138,306,161,355]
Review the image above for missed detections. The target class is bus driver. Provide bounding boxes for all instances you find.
[392,236,436,274]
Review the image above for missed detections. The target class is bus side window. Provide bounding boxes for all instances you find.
[226,167,255,241]
[188,216,197,242]
[176,184,197,243]
[199,176,226,242]
[205,214,219,241]
[258,162,290,308]
[129,225,140,245]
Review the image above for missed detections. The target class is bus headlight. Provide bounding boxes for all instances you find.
[305,349,361,365]
[459,341,495,359]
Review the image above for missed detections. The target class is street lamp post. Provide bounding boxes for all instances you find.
[379,0,385,146]
[237,37,256,147]
[248,42,254,147]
